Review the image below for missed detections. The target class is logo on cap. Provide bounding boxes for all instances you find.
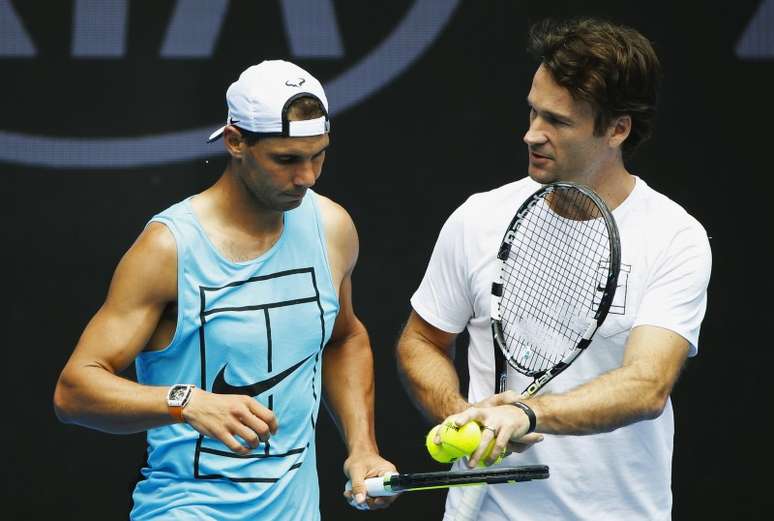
[285,78,306,88]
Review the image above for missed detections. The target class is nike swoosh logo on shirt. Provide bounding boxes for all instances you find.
[212,353,314,396]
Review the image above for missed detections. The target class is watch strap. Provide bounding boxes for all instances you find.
[169,402,185,423]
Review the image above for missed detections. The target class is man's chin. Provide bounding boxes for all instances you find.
[285,199,303,210]
[527,167,557,185]
[277,193,305,211]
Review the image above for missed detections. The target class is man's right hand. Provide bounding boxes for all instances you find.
[182,389,278,454]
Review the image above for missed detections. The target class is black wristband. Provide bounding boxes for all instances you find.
[511,402,537,434]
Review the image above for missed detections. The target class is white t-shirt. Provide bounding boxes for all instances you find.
[410,176,712,521]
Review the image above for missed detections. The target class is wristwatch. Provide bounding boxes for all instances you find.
[166,384,195,423]
[510,401,537,434]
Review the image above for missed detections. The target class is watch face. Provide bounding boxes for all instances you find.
[168,385,191,406]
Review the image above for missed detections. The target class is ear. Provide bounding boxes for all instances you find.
[224,126,246,160]
[608,115,631,149]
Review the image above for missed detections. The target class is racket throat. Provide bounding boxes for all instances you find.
[524,363,568,396]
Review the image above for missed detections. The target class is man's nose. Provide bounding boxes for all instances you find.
[523,124,548,146]
[294,161,318,188]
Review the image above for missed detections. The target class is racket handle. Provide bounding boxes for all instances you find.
[344,472,399,499]
[452,485,487,520]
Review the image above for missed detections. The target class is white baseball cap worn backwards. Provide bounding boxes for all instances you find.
[207,59,329,143]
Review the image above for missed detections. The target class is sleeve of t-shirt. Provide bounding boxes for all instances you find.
[410,203,474,334]
[633,221,712,356]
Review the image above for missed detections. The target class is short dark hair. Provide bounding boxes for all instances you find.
[238,95,327,145]
[527,18,662,155]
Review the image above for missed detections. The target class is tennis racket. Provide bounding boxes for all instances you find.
[345,466,548,504]
[453,181,621,520]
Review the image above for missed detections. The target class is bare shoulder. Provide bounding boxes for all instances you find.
[316,194,356,236]
[315,193,358,275]
[126,221,177,272]
[136,221,177,253]
[109,221,178,305]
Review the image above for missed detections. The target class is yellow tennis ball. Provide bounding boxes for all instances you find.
[477,438,504,467]
[426,425,456,463]
[440,421,482,459]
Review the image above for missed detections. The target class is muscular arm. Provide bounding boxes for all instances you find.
[525,325,689,434]
[395,311,468,423]
[318,196,379,453]
[322,277,378,454]
[317,195,396,507]
[53,223,180,433]
[53,223,275,452]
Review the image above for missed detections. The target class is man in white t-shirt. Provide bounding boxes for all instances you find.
[396,18,711,521]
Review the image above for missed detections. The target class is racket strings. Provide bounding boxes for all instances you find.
[504,206,602,332]
[503,226,603,350]
[498,187,612,375]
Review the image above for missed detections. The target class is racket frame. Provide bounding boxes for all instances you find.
[490,181,621,397]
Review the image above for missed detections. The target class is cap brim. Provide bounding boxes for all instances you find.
[206,126,226,143]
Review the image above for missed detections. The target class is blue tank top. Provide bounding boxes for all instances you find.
[131,190,339,520]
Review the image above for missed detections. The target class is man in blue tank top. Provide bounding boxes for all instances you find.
[54,60,397,520]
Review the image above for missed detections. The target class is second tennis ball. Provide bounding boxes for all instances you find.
[439,421,482,459]
[478,438,504,467]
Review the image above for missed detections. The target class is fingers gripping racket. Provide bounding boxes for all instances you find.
[453,181,621,520]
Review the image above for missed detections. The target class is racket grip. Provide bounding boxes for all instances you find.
[365,474,396,497]
[344,472,399,498]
